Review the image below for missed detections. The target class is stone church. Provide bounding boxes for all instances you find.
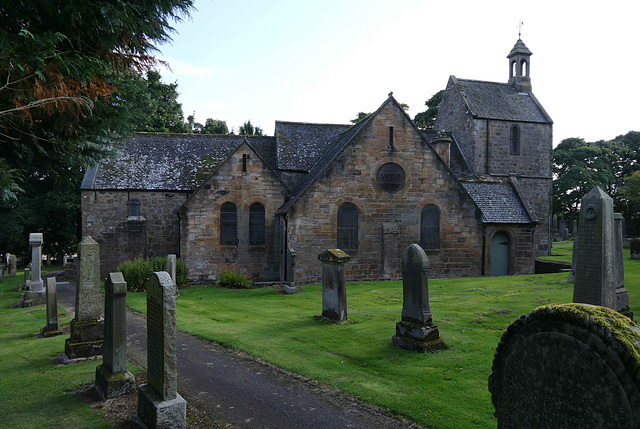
[81,38,553,283]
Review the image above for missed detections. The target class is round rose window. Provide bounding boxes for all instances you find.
[377,163,405,192]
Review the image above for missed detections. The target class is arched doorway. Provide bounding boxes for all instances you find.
[490,232,510,276]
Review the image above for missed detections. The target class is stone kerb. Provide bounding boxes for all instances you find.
[392,244,444,352]
[573,187,615,309]
[489,304,640,427]
[29,233,44,294]
[318,249,350,321]
[42,277,62,337]
[137,271,186,429]
[65,236,104,358]
[95,272,134,399]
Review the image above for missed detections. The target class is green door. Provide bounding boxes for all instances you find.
[490,232,509,276]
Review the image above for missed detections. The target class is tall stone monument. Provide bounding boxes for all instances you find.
[392,244,444,352]
[65,236,104,358]
[166,254,177,287]
[318,249,350,321]
[42,277,62,337]
[284,249,297,294]
[489,303,640,427]
[29,233,44,294]
[614,213,631,316]
[96,272,135,399]
[573,187,615,310]
[137,272,186,429]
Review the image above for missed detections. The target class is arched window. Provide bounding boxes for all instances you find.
[521,59,528,77]
[220,202,237,245]
[420,205,440,250]
[249,202,265,245]
[337,203,358,249]
[510,125,520,155]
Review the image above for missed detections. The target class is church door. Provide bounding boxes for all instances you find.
[490,232,509,276]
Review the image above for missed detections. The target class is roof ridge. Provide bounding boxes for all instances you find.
[275,120,351,127]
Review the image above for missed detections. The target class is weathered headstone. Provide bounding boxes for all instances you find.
[631,238,640,259]
[42,277,62,337]
[166,254,177,287]
[571,219,578,238]
[96,272,135,399]
[65,236,104,358]
[29,233,44,294]
[552,213,558,234]
[7,253,17,277]
[573,187,615,310]
[614,213,631,316]
[392,244,444,352]
[137,272,186,429]
[284,249,297,294]
[559,215,567,240]
[318,249,350,321]
[489,303,640,427]
[566,236,578,283]
[20,267,30,291]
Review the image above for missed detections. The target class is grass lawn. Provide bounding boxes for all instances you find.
[0,267,110,429]
[126,245,640,429]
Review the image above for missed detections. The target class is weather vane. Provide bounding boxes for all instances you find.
[518,20,524,39]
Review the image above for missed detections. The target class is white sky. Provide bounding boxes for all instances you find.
[156,0,639,146]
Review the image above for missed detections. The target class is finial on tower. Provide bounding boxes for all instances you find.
[518,20,524,39]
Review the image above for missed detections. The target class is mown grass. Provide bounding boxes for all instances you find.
[537,240,574,264]
[127,246,640,429]
[0,267,110,429]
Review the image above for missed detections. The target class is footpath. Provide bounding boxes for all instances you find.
[54,278,419,428]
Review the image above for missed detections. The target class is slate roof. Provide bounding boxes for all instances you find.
[451,76,552,124]
[421,131,476,180]
[83,133,276,191]
[275,121,351,172]
[461,181,532,223]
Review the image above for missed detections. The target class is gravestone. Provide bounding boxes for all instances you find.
[573,187,615,310]
[7,253,17,277]
[166,254,177,287]
[65,236,104,358]
[392,244,444,352]
[489,303,640,427]
[614,213,631,316]
[559,215,567,239]
[284,249,297,294]
[552,213,558,234]
[318,249,350,321]
[96,272,135,399]
[20,267,30,291]
[571,219,578,238]
[42,277,62,337]
[631,238,640,259]
[29,233,44,294]
[137,272,186,429]
[567,236,578,283]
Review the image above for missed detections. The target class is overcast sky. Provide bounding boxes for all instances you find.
[156,0,639,146]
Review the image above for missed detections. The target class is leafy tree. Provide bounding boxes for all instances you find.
[135,71,189,133]
[238,120,263,136]
[350,112,371,124]
[186,115,229,134]
[0,0,193,257]
[413,90,444,129]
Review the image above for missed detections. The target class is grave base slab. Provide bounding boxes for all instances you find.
[137,383,186,429]
[95,364,135,400]
[392,320,444,352]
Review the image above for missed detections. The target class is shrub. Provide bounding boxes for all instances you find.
[216,264,252,289]
[116,256,189,292]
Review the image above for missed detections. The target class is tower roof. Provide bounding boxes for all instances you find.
[507,39,532,58]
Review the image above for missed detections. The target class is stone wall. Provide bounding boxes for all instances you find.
[81,189,187,276]
[484,224,536,275]
[181,142,286,283]
[287,101,485,283]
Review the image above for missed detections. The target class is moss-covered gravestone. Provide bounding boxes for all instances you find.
[392,244,444,352]
[96,272,135,399]
[65,236,104,358]
[318,249,350,321]
[137,272,186,428]
[489,304,640,427]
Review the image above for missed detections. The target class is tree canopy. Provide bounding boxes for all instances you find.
[238,120,264,136]
[413,90,444,129]
[0,0,193,256]
[553,131,640,235]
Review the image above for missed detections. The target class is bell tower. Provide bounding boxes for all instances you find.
[507,39,532,92]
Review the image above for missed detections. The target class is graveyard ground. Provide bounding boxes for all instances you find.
[1,243,638,428]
